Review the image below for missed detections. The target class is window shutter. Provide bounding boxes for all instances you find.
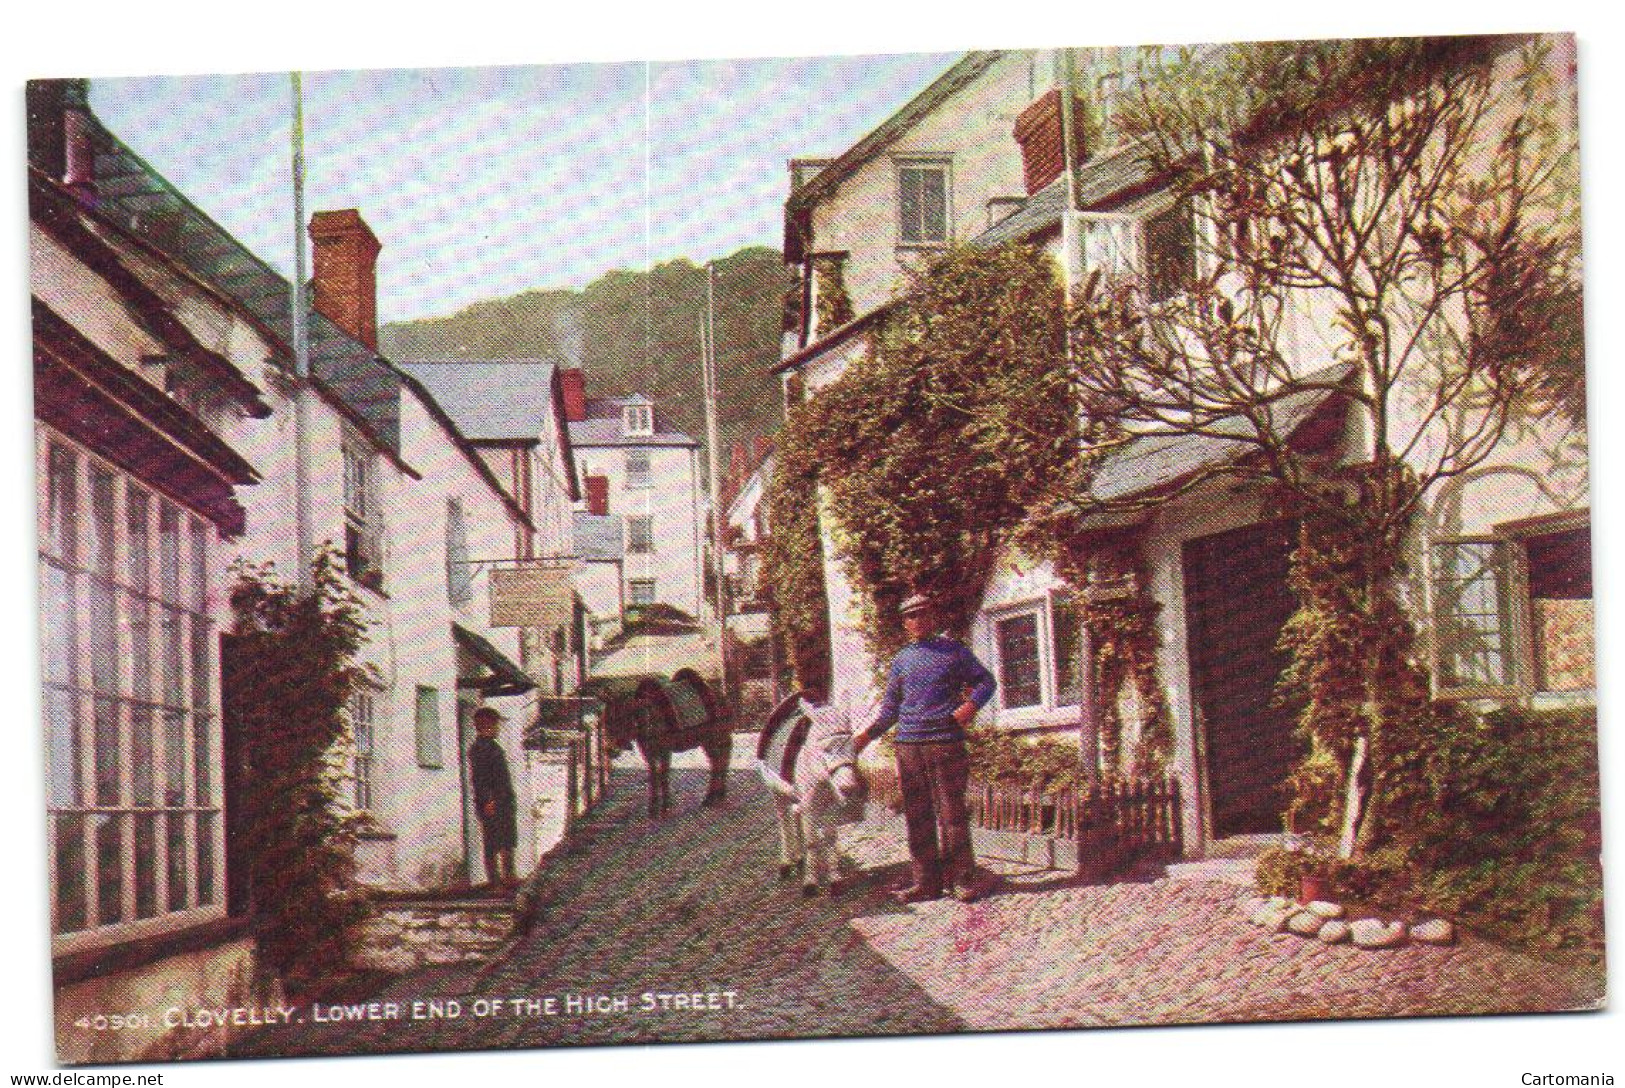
[415,686,443,768]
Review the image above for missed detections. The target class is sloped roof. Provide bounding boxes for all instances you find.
[784,51,1007,218]
[573,512,624,561]
[972,145,1162,250]
[567,419,698,448]
[1078,364,1354,510]
[398,361,558,441]
[81,98,405,455]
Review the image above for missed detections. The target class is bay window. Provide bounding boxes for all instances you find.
[40,436,224,948]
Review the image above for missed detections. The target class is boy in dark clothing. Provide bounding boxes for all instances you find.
[468,706,518,888]
[854,593,997,903]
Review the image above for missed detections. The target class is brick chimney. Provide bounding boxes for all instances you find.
[309,209,382,350]
[559,367,588,423]
[585,475,609,517]
[1014,89,1088,196]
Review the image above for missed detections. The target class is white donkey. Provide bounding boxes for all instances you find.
[756,693,871,896]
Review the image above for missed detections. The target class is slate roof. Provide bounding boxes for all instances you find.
[567,419,699,449]
[972,146,1162,250]
[573,513,625,562]
[1078,364,1355,509]
[783,51,1007,263]
[397,361,559,441]
[79,98,405,455]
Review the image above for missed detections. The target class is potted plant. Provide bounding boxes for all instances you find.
[1256,835,1338,902]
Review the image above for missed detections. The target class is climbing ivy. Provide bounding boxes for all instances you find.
[761,393,833,697]
[788,243,1074,663]
[766,243,1176,773]
[811,255,854,336]
[223,546,379,981]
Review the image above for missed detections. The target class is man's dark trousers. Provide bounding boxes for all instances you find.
[895,738,974,892]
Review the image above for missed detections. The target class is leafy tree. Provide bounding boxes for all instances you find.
[1061,36,1582,856]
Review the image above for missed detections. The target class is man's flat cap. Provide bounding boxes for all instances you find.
[899,593,934,615]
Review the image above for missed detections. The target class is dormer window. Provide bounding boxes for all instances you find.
[623,403,654,437]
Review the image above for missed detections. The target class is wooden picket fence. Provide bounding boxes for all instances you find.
[866,763,1182,878]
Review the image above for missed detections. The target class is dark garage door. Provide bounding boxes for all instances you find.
[1182,520,1302,837]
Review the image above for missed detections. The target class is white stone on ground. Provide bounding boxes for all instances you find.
[1351,919,1408,949]
[1318,919,1352,944]
[1307,900,1345,919]
[1411,918,1456,945]
[1287,910,1325,936]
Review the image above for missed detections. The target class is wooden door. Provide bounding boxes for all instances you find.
[1182,520,1302,837]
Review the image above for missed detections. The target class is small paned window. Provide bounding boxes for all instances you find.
[623,404,654,436]
[446,498,472,606]
[629,579,657,607]
[1431,541,1518,692]
[351,691,376,811]
[627,516,655,555]
[1051,592,1085,707]
[898,162,950,246]
[39,439,223,940]
[1144,201,1196,302]
[996,612,1043,709]
[625,449,652,489]
[342,442,384,590]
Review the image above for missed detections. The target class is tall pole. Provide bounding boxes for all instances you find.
[1058,48,1083,309]
[290,72,315,587]
[702,264,728,699]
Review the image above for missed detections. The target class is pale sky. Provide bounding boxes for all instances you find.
[90,54,955,324]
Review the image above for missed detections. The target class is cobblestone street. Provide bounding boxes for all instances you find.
[234,741,1604,1060]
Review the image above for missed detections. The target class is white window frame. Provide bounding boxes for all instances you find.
[1429,516,1595,702]
[622,404,654,437]
[1427,536,1528,700]
[895,157,953,248]
[39,431,226,956]
[351,690,377,811]
[988,589,1085,726]
[993,605,1047,713]
[342,436,384,591]
[1140,198,1197,304]
[445,497,473,607]
[414,685,443,770]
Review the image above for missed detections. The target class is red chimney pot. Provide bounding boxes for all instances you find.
[560,368,588,423]
[309,209,382,351]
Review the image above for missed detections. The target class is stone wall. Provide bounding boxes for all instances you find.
[348,898,517,974]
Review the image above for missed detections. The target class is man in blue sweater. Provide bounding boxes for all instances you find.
[854,593,997,903]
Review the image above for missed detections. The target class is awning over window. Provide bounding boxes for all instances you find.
[452,623,535,697]
[1071,366,1352,529]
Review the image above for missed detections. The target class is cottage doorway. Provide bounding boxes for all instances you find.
[1182,519,1303,838]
